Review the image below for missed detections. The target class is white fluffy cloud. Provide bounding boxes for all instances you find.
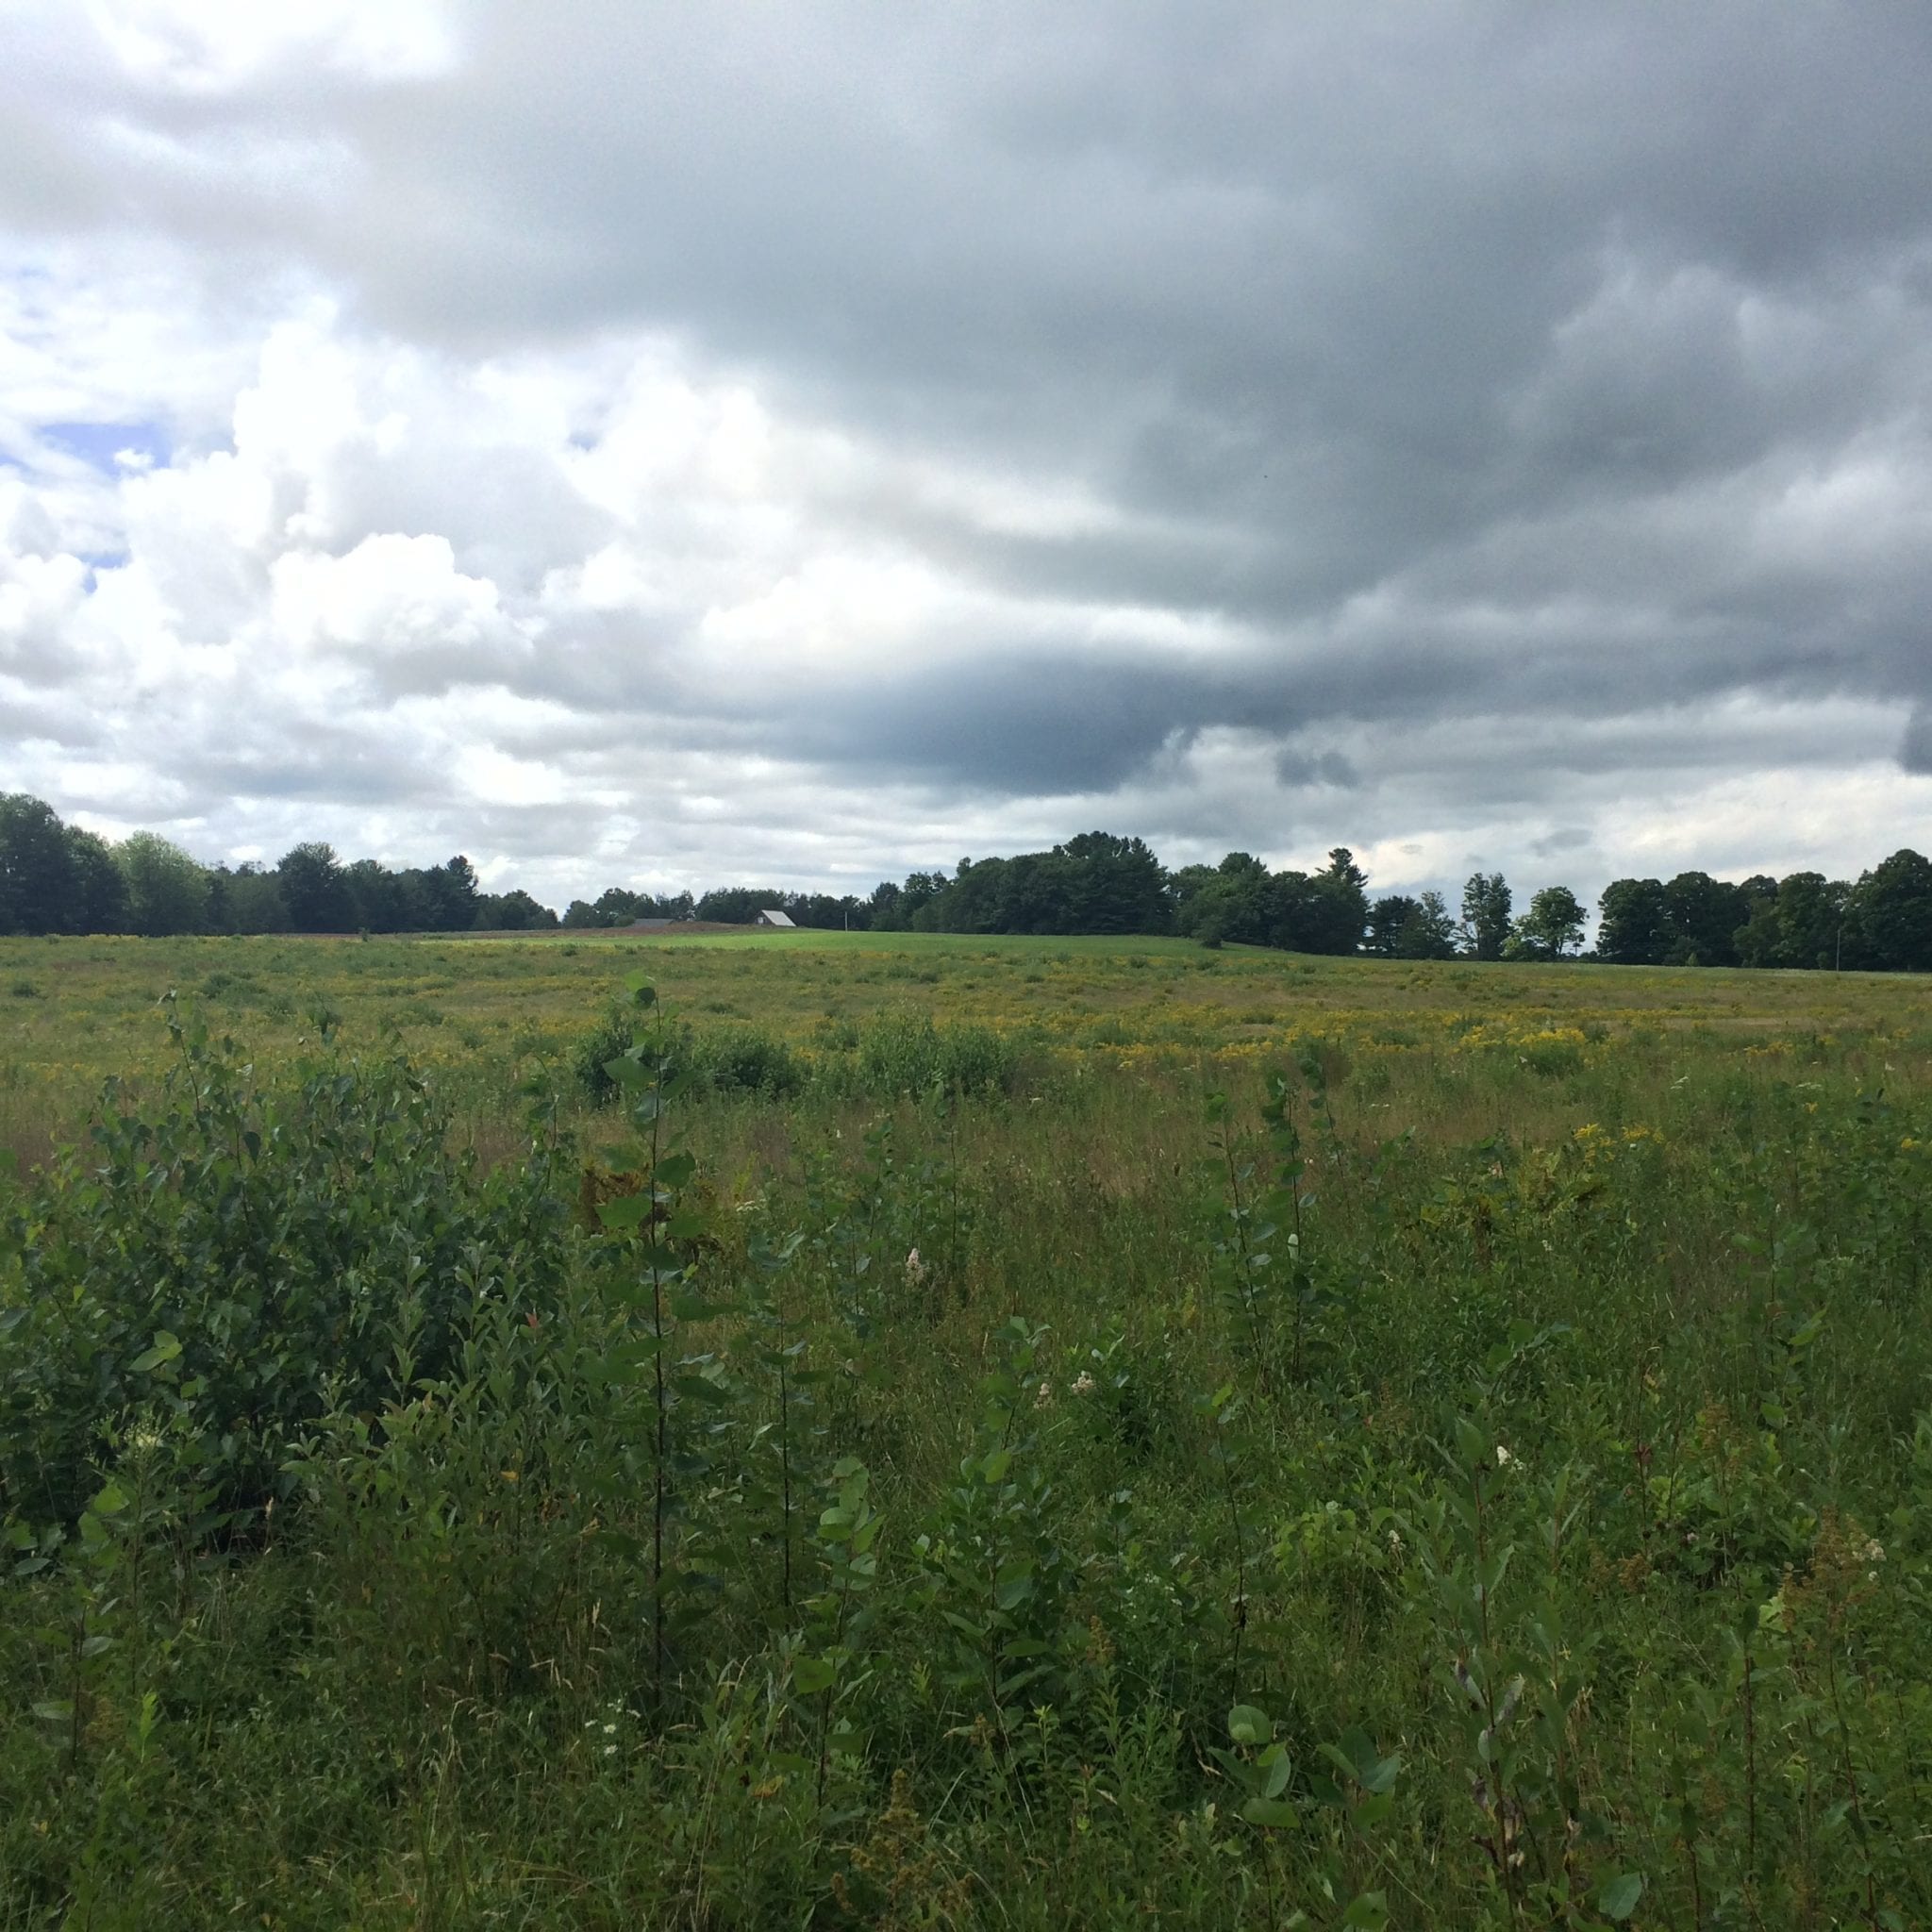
[3,1,1931,910]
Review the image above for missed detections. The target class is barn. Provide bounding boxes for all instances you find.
[755,908,796,927]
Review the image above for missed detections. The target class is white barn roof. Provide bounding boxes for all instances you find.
[757,908,796,927]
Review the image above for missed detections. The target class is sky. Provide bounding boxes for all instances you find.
[2,0,1930,911]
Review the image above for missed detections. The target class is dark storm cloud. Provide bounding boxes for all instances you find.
[291,0,1932,785]
[1533,828,1593,858]
[1274,749,1359,791]
[1904,708,1932,776]
[323,7,1932,511]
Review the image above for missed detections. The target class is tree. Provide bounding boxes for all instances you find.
[1771,873,1848,971]
[1366,893,1421,957]
[1174,853,1273,947]
[1596,878,1673,965]
[790,892,866,931]
[117,832,210,936]
[1396,889,1459,959]
[344,858,410,933]
[934,856,1010,933]
[1507,885,1586,961]
[971,850,1060,936]
[1663,872,1748,966]
[1303,848,1370,954]
[223,865,291,934]
[891,872,948,930]
[1056,830,1170,934]
[65,826,128,933]
[1852,849,1932,973]
[407,855,482,931]
[696,886,791,924]
[478,888,558,930]
[1459,872,1513,960]
[0,792,77,935]
[276,842,354,932]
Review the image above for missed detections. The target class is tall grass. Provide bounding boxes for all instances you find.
[1,945,1929,1925]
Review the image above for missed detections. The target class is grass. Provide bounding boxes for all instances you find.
[3,928,1925,1173]
[1,932,1930,1925]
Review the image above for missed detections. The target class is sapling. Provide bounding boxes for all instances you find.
[594,974,712,1713]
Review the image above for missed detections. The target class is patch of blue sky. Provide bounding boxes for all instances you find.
[39,420,173,475]
[75,550,133,592]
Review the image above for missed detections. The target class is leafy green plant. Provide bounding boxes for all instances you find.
[0,1001,571,1524]
[912,1317,1073,1739]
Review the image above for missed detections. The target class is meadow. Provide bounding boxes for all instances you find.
[2,929,1930,1927]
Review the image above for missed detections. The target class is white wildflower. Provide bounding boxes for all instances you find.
[1493,1444,1513,1468]
[1035,1380,1053,1409]
[1072,1371,1097,1397]
[905,1247,926,1285]
[1863,1538,1885,1564]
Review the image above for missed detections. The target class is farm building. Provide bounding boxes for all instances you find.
[755,908,796,927]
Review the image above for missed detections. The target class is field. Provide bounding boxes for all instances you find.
[3,930,1931,1927]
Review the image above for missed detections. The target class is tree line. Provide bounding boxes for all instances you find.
[3,791,1929,971]
[0,795,549,939]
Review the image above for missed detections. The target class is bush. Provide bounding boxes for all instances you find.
[573,1004,646,1105]
[831,1010,1018,1099]
[0,1009,573,1524]
[692,1027,806,1098]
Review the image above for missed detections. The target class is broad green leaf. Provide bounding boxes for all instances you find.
[993,1560,1035,1610]
[129,1329,182,1374]
[1240,1796,1297,1828]
[792,1656,837,1694]
[595,1194,653,1231]
[1228,1704,1272,1747]
[1596,1873,1643,1921]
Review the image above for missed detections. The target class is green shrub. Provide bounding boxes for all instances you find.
[1519,1039,1583,1076]
[691,1026,806,1099]
[0,1008,572,1524]
[573,1003,643,1104]
[835,1010,1017,1098]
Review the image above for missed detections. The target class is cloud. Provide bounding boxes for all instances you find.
[1,1,1930,908]
[1903,706,1932,776]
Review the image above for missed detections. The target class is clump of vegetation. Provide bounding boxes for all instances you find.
[0,1001,572,1524]
[1,945,1930,1924]
[576,1005,1016,1108]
